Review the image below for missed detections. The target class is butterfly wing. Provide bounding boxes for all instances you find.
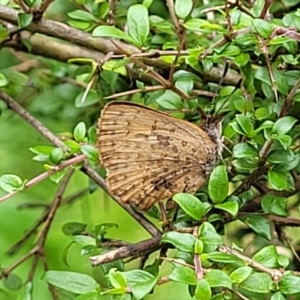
[97,101,218,210]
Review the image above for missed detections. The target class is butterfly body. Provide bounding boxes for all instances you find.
[97,101,222,210]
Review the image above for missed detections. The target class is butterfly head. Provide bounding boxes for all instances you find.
[202,115,223,156]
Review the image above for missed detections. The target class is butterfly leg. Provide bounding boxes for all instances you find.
[158,201,175,232]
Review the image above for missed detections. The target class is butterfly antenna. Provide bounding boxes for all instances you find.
[207,61,229,115]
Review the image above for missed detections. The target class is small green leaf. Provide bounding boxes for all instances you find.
[0,73,8,87]
[203,252,242,264]
[261,195,288,216]
[68,10,97,22]
[255,107,272,120]
[43,271,98,294]
[64,140,81,153]
[232,143,258,158]
[50,148,64,165]
[156,90,183,109]
[252,19,273,38]
[161,231,196,252]
[169,265,196,285]
[194,239,204,255]
[172,193,210,220]
[81,145,99,164]
[75,90,99,108]
[74,122,87,142]
[278,255,289,269]
[0,174,25,193]
[194,279,211,300]
[252,245,281,268]
[17,282,33,300]
[50,169,67,184]
[18,13,33,29]
[62,222,87,236]
[279,274,300,294]
[230,267,252,284]
[92,26,135,43]
[109,269,127,288]
[273,116,297,135]
[121,270,158,300]
[127,4,149,45]
[232,157,259,172]
[175,80,193,95]
[175,0,193,19]
[236,114,254,136]
[240,272,272,293]
[72,235,96,247]
[173,70,201,82]
[208,165,228,203]
[239,215,271,240]
[205,270,232,289]
[198,222,223,248]
[271,291,287,300]
[4,273,22,290]
[215,201,239,216]
[268,170,288,190]
[272,135,292,150]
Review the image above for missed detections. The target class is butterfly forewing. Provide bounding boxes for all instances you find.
[97,102,219,210]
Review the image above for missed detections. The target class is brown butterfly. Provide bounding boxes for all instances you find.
[97,101,222,211]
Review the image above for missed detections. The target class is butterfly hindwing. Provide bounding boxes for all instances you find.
[97,101,218,210]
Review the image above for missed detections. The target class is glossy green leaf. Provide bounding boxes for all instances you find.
[239,215,271,240]
[4,273,22,290]
[230,267,252,284]
[232,143,258,158]
[92,26,135,43]
[80,145,99,164]
[268,170,288,190]
[18,13,33,29]
[169,265,196,285]
[240,272,272,293]
[272,135,292,150]
[43,271,98,294]
[74,122,86,142]
[68,10,97,22]
[72,235,96,246]
[127,4,149,45]
[194,239,204,254]
[175,0,193,19]
[198,222,223,248]
[261,195,288,216]
[208,165,228,203]
[161,231,196,252]
[271,291,287,300]
[50,148,64,164]
[75,90,99,108]
[62,222,87,236]
[121,269,158,300]
[203,252,242,264]
[0,174,25,193]
[194,279,211,300]
[109,269,127,288]
[173,193,210,220]
[279,274,300,294]
[0,73,8,87]
[273,116,297,135]
[215,201,239,216]
[156,90,183,109]
[252,19,273,38]
[236,114,254,136]
[252,245,281,268]
[205,270,232,289]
